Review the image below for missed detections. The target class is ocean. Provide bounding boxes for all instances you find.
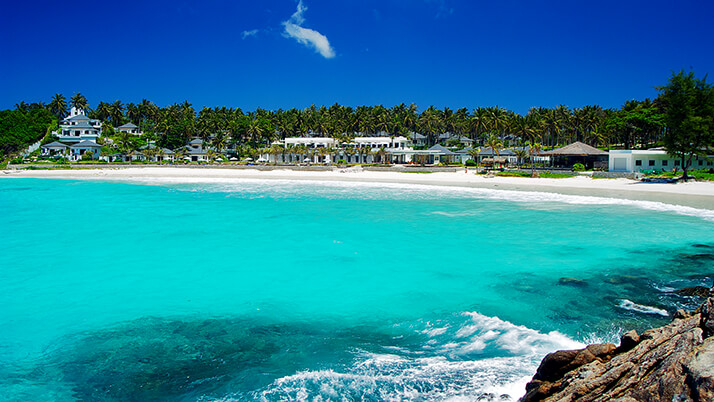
[0,177,712,401]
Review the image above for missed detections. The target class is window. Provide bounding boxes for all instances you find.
[635,160,642,166]
[698,160,703,166]
[675,160,681,166]
[662,160,668,166]
[648,160,655,166]
[708,161,713,166]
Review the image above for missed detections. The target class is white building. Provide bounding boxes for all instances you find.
[609,149,714,173]
[69,140,102,161]
[262,136,414,164]
[116,122,143,136]
[53,107,102,143]
[284,137,339,149]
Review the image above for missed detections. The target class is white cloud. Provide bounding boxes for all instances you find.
[282,1,335,59]
[242,29,259,39]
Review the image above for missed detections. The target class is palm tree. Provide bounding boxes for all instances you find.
[247,118,265,145]
[418,106,442,146]
[156,147,166,163]
[15,101,29,112]
[126,103,141,125]
[173,146,187,163]
[49,94,68,118]
[268,143,284,164]
[526,140,543,176]
[70,93,88,112]
[212,131,228,153]
[486,134,504,170]
[359,145,373,164]
[109,100,124,127]
[468,147,481,169]
[142,146,157,163]
[205,149,218,163]
[116,131,135,154]
[93,102,110,122]
[514,148,528,168]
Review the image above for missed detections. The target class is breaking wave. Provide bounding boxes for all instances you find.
[209,312,584,401]
[125,177,714,222]
[617,299,670,317]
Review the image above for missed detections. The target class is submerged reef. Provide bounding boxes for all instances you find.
[522,287,714,401]
[32,317,365,400]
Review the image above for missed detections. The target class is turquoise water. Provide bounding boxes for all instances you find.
[0,177,712,400]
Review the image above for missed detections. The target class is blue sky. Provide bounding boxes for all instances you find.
[1,0,713,114]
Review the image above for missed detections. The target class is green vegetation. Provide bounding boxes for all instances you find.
[4,70,713,167]
[572,163,585,171]
[657,70,714,180]
[496,171,575,179]
[651,169,714,181]
[0,108,55,156]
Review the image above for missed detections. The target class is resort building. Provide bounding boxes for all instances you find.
[184,138,211,162]
[40,141,70,158]
[116,123,143,136]
[263,136,413,164]
[609,149,714,173]
[69,140,102,161]
[542,141,609,169]
[53,107,102,143]
[408,133,427,146]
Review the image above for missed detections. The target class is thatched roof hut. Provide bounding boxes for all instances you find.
[541,141,608,156]
[541,141,608,169]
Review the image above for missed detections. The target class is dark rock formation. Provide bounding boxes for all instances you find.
[675,286,711,298]
[522,290,714,401]
[558,277,587,287]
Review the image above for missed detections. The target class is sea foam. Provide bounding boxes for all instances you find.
[128,177,714,223]
[210,312,584,401]
[618,299,670,316]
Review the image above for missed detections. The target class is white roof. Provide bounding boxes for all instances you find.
[352,136,409,143]
[285,137,337,144]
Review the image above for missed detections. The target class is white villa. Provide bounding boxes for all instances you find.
[41,108,103,160]
[69,140,102,161]
[609,149,714,173]
[262,136,413,164]
[116,122,143,136]
[53,107,102,143]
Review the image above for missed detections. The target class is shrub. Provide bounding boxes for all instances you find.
[464,159,476,166]
[572,163,585,171]
[81,150,94,161]
[337,159,346,165]
[10,157,24,164]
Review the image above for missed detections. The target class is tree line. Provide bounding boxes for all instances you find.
[7,71,713,174]
[23,95,666,150]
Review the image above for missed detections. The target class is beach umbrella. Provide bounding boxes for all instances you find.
[303,158,311,163]
[229,157,238,161]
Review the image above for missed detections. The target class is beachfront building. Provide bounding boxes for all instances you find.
[69,140,102,161]
[542,141,608,169]
[116,123,143,136]
[53,107,102,143]
[262,136,413,164]
[40,141,70,158]
[609,149,714,173]
[409,133,427,146]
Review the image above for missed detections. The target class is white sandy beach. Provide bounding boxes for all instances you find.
[4,166,714,209]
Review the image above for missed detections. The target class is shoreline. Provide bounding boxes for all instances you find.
[4,166,714,209]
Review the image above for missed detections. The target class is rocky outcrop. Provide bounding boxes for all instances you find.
[522,289,714,402]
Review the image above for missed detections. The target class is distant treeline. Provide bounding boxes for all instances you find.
[6,71,713,162]
[14,96,665,152]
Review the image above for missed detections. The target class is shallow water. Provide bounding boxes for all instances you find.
[1,178,712,400]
